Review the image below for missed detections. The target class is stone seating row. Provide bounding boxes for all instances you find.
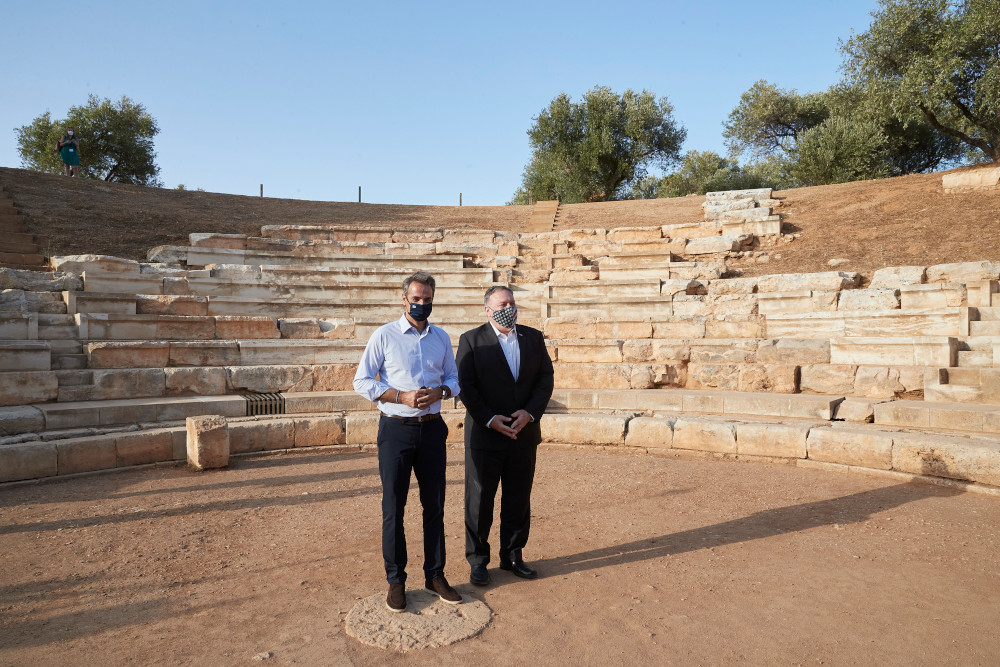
[3,395,999,490]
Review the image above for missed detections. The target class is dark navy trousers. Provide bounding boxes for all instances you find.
[376,415,449,584]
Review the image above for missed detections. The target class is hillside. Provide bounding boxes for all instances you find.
[0,166,997,279]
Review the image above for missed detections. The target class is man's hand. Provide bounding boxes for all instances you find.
[414,386,443,409]
[490,415,518,440]
[510,409,532,435]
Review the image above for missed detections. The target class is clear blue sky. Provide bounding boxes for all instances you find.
[1,0,877,206]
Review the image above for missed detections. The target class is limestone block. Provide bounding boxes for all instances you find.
[157,315,215,340]
[758,291,839,314]
[319,318,357,340]
[854,366,929,399]
[671,295,707,317]
[891,432,1000,486]
[0,314,35,340]
[622,340,652,363]
[116,430,174,467]
[555,340,623,363]
[186,415,230,470]
[706,294,758,316]
[57,437,117,474]
[393,229,444,243]
[686,363,740,390]
[830,337,956,367]
[51,254,140,275]
[685,235,748,255]
[629,365,656,389]
[169,341,241,367]
[0,405,44,436]
[660,279,704,297]
[654,318,707,339]
[594,320,653,339]
[899,283,966,309]
[705,315,764,338]
[832,398,879,423]
[624,416,674,449]
[807,427,892,469]
[0,267,82,292]
[672,418,737,453]
[757,272,859,293]
[441,411,465,444]
[162,277,195,296]
[799,365,857,395]
[544,318,593,339]
[690,340,758,364]
[967,280,999,307]
[0,371,59,407]
[874,401,928,428]
[136,295,209,316]
[869,266,926,290]
[0,442,57,482]
[554,363,628,390]
[652,341,692,362]
[88,369,164,400]
[838,289,900,311]
[737,364,799,394]
[227,365,313,393]
[756,339,830,365]
[737,422,810,458]
[594,389,684,412]
[279,318,323,339]
[346,412,379,445]
[925,260,1000,284]
[311,364,356,391]
[541,414,627,446]
[702,199,758,213]
[0,289,64,315]
[705,208,775,223]
[722,219,782,236]
[0,342,50,371]
[228,418,295,453]
[293,416,346,447]
[653,363,687,387]
[608,227,663,242]
[282,391,377,414]
[214,315,280,339]
[165,367,228,396]
[88,342,169,369]
[705,187,772,200]
[942,166,1000,192]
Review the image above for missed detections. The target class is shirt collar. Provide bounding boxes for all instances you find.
[489,320,516,340]
[397,314,433,336]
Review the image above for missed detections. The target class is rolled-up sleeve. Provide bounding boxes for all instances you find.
[353,330,391,401]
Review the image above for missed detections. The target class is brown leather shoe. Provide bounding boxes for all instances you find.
[385,582,406,612]
[425,575,462,604]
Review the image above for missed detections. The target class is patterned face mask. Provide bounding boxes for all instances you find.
[490,305,517,329]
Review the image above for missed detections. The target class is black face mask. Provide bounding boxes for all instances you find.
[408,300,432,322]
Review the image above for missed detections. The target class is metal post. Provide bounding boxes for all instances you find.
[260,184,263,198]
[358,186,361,203]
[459,193,462,207]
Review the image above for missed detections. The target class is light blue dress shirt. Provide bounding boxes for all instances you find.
[353,315,460,417]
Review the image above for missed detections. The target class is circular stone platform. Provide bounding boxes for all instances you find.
[345,589,492,652]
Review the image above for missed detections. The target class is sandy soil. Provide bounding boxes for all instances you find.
[1,446,998,666]
[3,167,997,280]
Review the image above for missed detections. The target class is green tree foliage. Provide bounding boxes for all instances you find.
[632,151,784,199]
[841,0,1000,163]
[788,117,893,185]
[722,81,830,160]
[511,87,686,204]
[15,95,162,185]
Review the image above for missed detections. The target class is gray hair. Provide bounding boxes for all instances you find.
[402,271,436,295]
[483,285,514,305]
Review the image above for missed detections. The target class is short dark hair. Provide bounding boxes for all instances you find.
[483,285,514,305]
[403,271,436,295]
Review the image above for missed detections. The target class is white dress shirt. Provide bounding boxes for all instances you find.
[490,322,520,381]
[353,315,460,417]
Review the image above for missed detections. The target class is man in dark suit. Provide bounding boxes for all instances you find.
[456,285,554,586]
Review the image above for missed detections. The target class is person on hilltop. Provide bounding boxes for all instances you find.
[457,285,554,586]
[57,127,80,177]
[353,271,463,613]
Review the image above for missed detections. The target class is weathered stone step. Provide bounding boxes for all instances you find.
[0,262,48,271]
[975,307,1000,321]
[970,320,1000,336]
[0,240,41,254]
[179,246,466,270]
[38,325,79,340]
[52,354,88,370]
[0,341,51,371]
[875,399,1000,434]
[37,314,75,326]
[55,369,93,386]
[957,350,994,367]
[0,252,45,265]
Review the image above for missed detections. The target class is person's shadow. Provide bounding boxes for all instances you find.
[523,481,958,579]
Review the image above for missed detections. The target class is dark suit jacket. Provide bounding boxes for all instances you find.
[456,323,554,451]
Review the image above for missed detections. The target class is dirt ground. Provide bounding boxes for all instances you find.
[1,446,998,666]
[2,166,997,280]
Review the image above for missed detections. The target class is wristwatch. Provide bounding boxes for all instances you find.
[439,385,451,400]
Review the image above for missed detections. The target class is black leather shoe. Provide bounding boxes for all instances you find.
[499,560,538,579]
[470,564,490,586]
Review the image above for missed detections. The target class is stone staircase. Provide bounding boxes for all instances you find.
[0,187,46,271]
[2,191,1000,490]
[527,200,559,232]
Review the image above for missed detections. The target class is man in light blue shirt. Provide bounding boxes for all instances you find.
[353,271,462,613]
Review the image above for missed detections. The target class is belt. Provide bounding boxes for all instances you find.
[379,412,442,423]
